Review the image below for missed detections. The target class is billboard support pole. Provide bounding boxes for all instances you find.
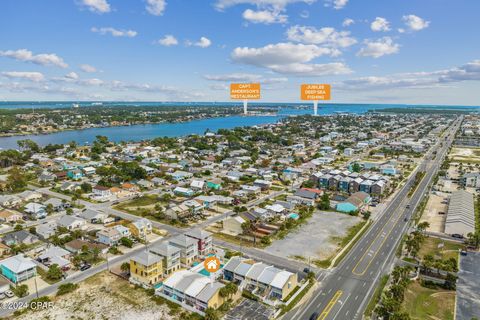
[243,99,248,115]
[313,100,318,116]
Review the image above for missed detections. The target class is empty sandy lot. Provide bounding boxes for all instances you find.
[264,210,362,261]
[12,272,177,320]
[420,193,448,233]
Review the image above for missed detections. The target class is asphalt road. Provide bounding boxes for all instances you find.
[284,118,461,320]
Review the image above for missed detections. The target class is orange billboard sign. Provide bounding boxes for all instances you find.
[230,83,261,100]
[301,84,331,101]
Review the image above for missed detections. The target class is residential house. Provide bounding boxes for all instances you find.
[174,187,194,197]
[149,242,181,276]
[57,215,86,231]
[78,209,108,223]
[0,209,22,223]
[168,235,198,267]
[253,179,272,191]
[37,246,71,269]
[44,198,65,212]
[64,239,108,254]
[97,225,131,246]
[36,222,57,240]
[129,218,153,239]
[3,230,39,246]
[190,180,205,191]
[158,270,229,314]
[184,229,213,257]
[223,257,297,300]
[336,192,371,213]
[67,169,83,180]
[129,250,163,287]
[0,254,37,284]
[24,202,47,219]
[93,185,112,198]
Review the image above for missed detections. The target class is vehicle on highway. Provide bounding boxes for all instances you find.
[406,204,411,209]
[404,217,409,222]
[303,267,311,273]
[309,312,319,320]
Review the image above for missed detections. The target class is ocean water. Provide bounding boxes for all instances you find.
[0,102,478,150]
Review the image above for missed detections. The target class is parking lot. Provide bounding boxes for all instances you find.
[419,193,447,233]
[224,299,275,320]
[456,251,480,320]
[264,210,362,261]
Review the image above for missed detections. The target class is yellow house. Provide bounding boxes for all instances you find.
[129,251,163,287]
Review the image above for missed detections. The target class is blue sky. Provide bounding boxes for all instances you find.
[0,0,479,105]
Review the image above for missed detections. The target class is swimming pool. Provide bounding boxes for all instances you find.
[288,213,299,219]
[198,264,224,276]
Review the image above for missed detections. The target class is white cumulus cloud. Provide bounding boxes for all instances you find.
[146,0,166,16]
[2,71,45,82]
[286,25,357,48]
[242,9,287,24]
[91,27,137,37]
[65,72,79,80]
[157,35,178,46]
[80,0,111,13]
[186,37,212,48]
[357,37,399,58]
[215,0,316,11]
[0,49,68,68]
[324,0,348,10]
[80,64,97,73]
[402,14,430,32]
[371,17,391,32]
[231,42,350,76]
[342,18,354,27]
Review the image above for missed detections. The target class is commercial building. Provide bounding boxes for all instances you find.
[444,190,475,236]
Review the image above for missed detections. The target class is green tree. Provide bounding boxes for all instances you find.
[46,264,63,281]
[204,307,219,320]
[120,237,133,248]
[121,262,130,274]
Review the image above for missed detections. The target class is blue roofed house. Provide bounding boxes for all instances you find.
[336,192,371,213]
[319,174,332,188]
[67,169,83,180]
[0,254,37,284]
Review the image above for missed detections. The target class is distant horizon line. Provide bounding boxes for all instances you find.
[0,101,479,108]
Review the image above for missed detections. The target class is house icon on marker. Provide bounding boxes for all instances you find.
[204,256,220,273]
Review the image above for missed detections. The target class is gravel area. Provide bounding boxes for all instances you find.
[264,210,362,261]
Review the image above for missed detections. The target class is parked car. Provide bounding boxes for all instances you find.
[452,234,464,239]
[80,264,92,271]
[303,267,311,274]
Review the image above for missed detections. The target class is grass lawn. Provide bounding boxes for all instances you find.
[418,237,462,261]
[403,281,455,320]
[116,195,159,208]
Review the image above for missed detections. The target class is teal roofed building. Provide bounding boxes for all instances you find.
[0,254,37,283]
[206,181,221,190]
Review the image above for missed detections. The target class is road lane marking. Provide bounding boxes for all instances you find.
[352,199,404,276]
[318,290,343,320]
